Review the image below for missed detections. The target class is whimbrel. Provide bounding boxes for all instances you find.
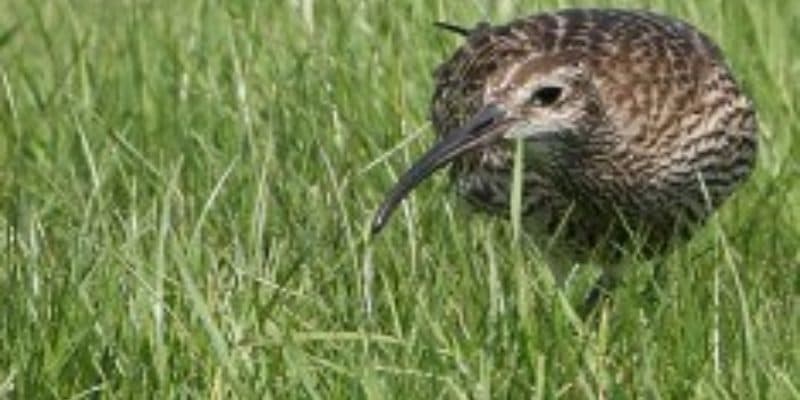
[371,9,757,305]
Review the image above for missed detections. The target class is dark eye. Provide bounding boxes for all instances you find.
[529,86,563,107]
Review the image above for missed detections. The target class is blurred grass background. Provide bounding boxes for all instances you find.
[1,0,798,398]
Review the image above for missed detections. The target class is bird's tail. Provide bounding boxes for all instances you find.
[433,21,472,36]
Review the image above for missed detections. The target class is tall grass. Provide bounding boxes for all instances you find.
[1,0,798,398]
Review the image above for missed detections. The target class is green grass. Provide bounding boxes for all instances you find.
[1,0,798,398]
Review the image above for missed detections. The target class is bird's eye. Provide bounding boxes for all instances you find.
[529,86,563,107]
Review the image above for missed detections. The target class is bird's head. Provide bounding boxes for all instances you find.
[488,57,599,149]
[371,54,605,235]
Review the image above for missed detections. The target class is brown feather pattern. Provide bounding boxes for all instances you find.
[428,9,757,254]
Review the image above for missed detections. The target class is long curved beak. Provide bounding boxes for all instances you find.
[371,104,507,235]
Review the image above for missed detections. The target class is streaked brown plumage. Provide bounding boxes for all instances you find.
[372,9,757,262]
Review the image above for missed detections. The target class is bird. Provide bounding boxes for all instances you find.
[370,8,757,310]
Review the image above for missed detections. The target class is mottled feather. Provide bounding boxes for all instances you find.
[428,9,757,254]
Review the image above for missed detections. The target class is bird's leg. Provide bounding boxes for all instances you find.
[577,256,670,321]
[577,271,618,319]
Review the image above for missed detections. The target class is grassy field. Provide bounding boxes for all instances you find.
[1,0,798,398]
